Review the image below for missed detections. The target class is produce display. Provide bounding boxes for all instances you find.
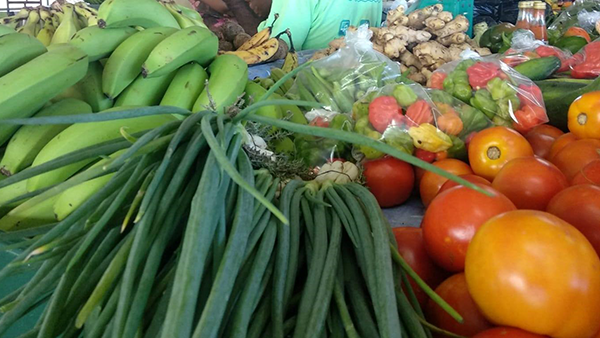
[1,0,600,337]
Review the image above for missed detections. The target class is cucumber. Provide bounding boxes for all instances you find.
[542,76,600,130]
[554,36,588,54]
[514,56,561,81]
[535,78,592,101]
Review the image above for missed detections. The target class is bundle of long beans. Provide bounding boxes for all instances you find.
[0,66,486,338]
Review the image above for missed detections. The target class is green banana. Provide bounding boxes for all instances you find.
[75,61,114,112]
[98,0,179,29]
[36,18,56,46]
[27,112,176,191]
[244,81,283,120]
[0,195,59,231]
[53,150,123,220]
[0,43,89,146]
[176,4,204,22]
[102,26,178,99]
[0,25,16,37]
[0,32,47,77]
[70,25,137,61]
[272,93,308,125]
[114,71,177,107]
[0,99,92,177]
[162,2,195,28]
[50,4,78,44]
[192,54,248,113]
[17,9,40,37]
[269,67,293,94]
[0,179,28,218]
[160,62,208,110]
[142,26,217,78]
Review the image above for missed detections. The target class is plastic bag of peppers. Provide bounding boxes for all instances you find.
[430,57,549,133]
[351,83,493,162]
[568,38,600,79]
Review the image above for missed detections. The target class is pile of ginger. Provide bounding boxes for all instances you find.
[312,4,491,85]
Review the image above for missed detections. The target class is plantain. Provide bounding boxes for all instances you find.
[281,29,298,73]
[237,13,278,51]
[225,38,279,65]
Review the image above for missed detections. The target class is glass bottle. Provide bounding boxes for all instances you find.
[516,2,531,30]
[531,1,548,41]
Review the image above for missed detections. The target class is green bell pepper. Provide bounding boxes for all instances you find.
[393,84,418,107]
[470,90,498,119]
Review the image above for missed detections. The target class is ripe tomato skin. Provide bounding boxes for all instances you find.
[473,327,549,338]
[551,139,600,181]
[548,132,578,160]
[525,125,564,159]
[363,157,414,208]
[572,160,600,186]
[492,157,569,210]
[415,167,426,189]
[392,227,449,307]
[438,174,491,195]
[422,184,516,272]
[547,184,600,256]
[426,273,492,337]
[568,92,600,140]
[419,159,473,207]
[468,126,534,181]
[465,210,600,338]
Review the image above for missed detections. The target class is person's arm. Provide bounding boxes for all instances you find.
[258,0,314,50]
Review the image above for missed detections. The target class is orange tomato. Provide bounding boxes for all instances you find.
[474,327,549,338]
[525,124,564,159]
[547,184,600,257]
[568,92,600,139]
[492,157,569,210]
[563,27,592,42]
[422,184,516,272]
[465,210,600,338]
[548,132,578,160]
[468,127,534,181]
[438,174,491,195]
[572,160,600,186]
[551,139,600,180]
[426,273,492,337]
[419,159,473,207]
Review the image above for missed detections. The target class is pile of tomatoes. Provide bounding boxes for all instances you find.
[364,92,600,338]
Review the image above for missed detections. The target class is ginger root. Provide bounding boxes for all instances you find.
[432,15,469,38]
[329,37,346,50]
[407,4,443,29]
[382,37,406,59]
[389,26,432,44]
[438,11,453,23]
[425,16,446,31]
[387,6,409,26]
[400,51,422,69]
[413,41,450,67]
[437,32,467,46]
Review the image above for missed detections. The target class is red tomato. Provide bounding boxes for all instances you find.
[415,167,426,189]
[392,227,449,307]
[468,127,534,181]
[547,184,600,256]
[474,327,549,338]
[548,132,578,161]
[363,157,414,208]
[421,184,516,272]
[572,160,600,186]
[419,159,473,207]
[492,157,569,210]
[368,96,402,133]
[438,174,491,195]
[426,273,492,337]
[551,139,600,180]
[465,210,600,338]
[525,125,564,159]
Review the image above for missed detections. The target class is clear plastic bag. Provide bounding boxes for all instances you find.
[431,56,549,133]
[287,25,401,114]
[501,30,573,71]
[570,38,600,78]
[548,0,600,35]
[350,83,492,161]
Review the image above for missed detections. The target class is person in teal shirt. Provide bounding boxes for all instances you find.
[257,0,383,51]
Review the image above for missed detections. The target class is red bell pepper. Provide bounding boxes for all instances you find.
[405,100,433,125]
[512,105,548,134]
[368,96,402,133]
[517,84,543,107]
[466,62,502,89]
[571,42,600,78]
[429,72,446,90]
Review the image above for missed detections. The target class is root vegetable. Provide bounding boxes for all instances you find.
[432,15,469,38]
[219,40,234,51]
[222,21,246,42]
[233,33,251,49]
[391,26,432,43]
[438,11,453,23]
[408,4,444,29]
[437,32,467,46]
[408,70,427,84]
[328,37,346,50]
[425,17,446,31]
[387,6,409,26]
[400,51,422,69]
[413,41,450,66]
[383,37,406,59]
[269,39,289,61]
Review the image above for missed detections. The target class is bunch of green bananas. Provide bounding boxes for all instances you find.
[0,0,255,225]
[255,47,299,96]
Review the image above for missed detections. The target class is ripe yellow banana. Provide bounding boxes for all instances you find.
[51,4,78,44]
[70,25,137,62]
[102,26,177,99]
[98,0,179,29]
[0,43,89,146]
[237,15,278,51]
[27,112,176,191]
[192,54,248,113]
[142,26,217,78]
[0,99,92,177]
[160,63,208,110]
[225,38,279,65]
[114,71,177,107]
[0,32,47,77]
